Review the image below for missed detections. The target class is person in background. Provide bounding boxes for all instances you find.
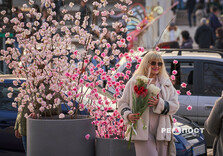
[186,0,197,27]
[161,22,181,43]
[209,6,222,40]
[194,18,214,48]
[195,1,207,24]
[118,51,179,156]
[180,30,193,49]
[215,27,223,49]
[79,0,91,30]
[204,91,223,156]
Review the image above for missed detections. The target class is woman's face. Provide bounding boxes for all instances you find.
[148,60,163,76]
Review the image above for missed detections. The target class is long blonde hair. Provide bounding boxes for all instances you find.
[133,51,169,79]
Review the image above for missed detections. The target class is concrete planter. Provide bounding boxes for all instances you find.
[27,116,95,156]
[95,138,136,156]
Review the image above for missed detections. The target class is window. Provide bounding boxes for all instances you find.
[165,61,194,94]
[0,83,19,111]
[203,63,223,96]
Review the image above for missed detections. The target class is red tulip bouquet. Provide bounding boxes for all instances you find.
[126,75,160,147]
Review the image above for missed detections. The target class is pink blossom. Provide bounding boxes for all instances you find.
[59,82,64,86]
[136,64,140,69]
[5,32,10,37]
[137,58,142,63]
[106,43,111,48]
[79,79,84,84]
[137,47,144,52]
[12,102,17,108]
[170,75,176,80]
[172,70,177,75]
[181,83,187,88]
[39,106,45,112]
[127,36,132,41]
[102,88,106,93]
[7,93,13,98]
[173,60,178,64]
[187,105,192,111]
[176,90,181,95]
[18,13,23,19]
[173,118,177,123]
[101,52,106,58]
[67,91,72,96]
[13,80,18,86]
[59,113,65,119]
[65,72,70,77]
[104,134,110,138]
[115,64,120,68]
[79,104,85,111]
[120,38,125,43]
[186,90,192,96]
[130,49,134,53]
[155,47,160,51]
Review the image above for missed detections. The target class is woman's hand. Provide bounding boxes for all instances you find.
[15,130,22,139]
[127,113,140,123]
[148,94,159,107]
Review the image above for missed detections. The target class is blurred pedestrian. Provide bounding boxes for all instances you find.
[195,1,207,24]
[215,27,223,49]
[181,30,193,49]
[161,22,181,43]
[209,6,222,40]
[186,0,196,27]
[79,0,91,30]
[194,18,214,48]
[204,91,223,156]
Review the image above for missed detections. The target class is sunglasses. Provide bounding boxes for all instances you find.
[150,61,163,67]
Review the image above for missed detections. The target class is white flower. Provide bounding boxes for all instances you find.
[147,84,160,96]
[12,102,17,108]
[136,75,149,84]
[69,2,74,7]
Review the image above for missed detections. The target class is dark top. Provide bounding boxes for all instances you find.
[181,38,193,49]
[80,5,91,26]
[215,39,223,49]
[194,24,214,48]
[209,13,222,34]
[186,0,196,13]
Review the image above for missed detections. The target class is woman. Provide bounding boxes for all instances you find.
[215,27,223,49]
[204,91,223,156]
[161,22,181,43]
[118,51,179,156]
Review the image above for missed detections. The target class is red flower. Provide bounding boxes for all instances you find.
[134,85,138,93]
[142,89,148,97]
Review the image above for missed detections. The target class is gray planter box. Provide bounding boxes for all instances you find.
[27,116,95,156]
[95,138,136,156]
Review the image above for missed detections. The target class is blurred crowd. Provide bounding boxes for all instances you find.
[159,0,223,50]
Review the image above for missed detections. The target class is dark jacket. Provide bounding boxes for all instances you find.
[205,92,223,156]
[209,13,222,34]
[186,0,196,13]
[181,37,193,49]
[194,24,214,48]
[215,39,223,49]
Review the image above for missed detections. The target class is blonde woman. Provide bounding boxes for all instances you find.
[118,51,179,156]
